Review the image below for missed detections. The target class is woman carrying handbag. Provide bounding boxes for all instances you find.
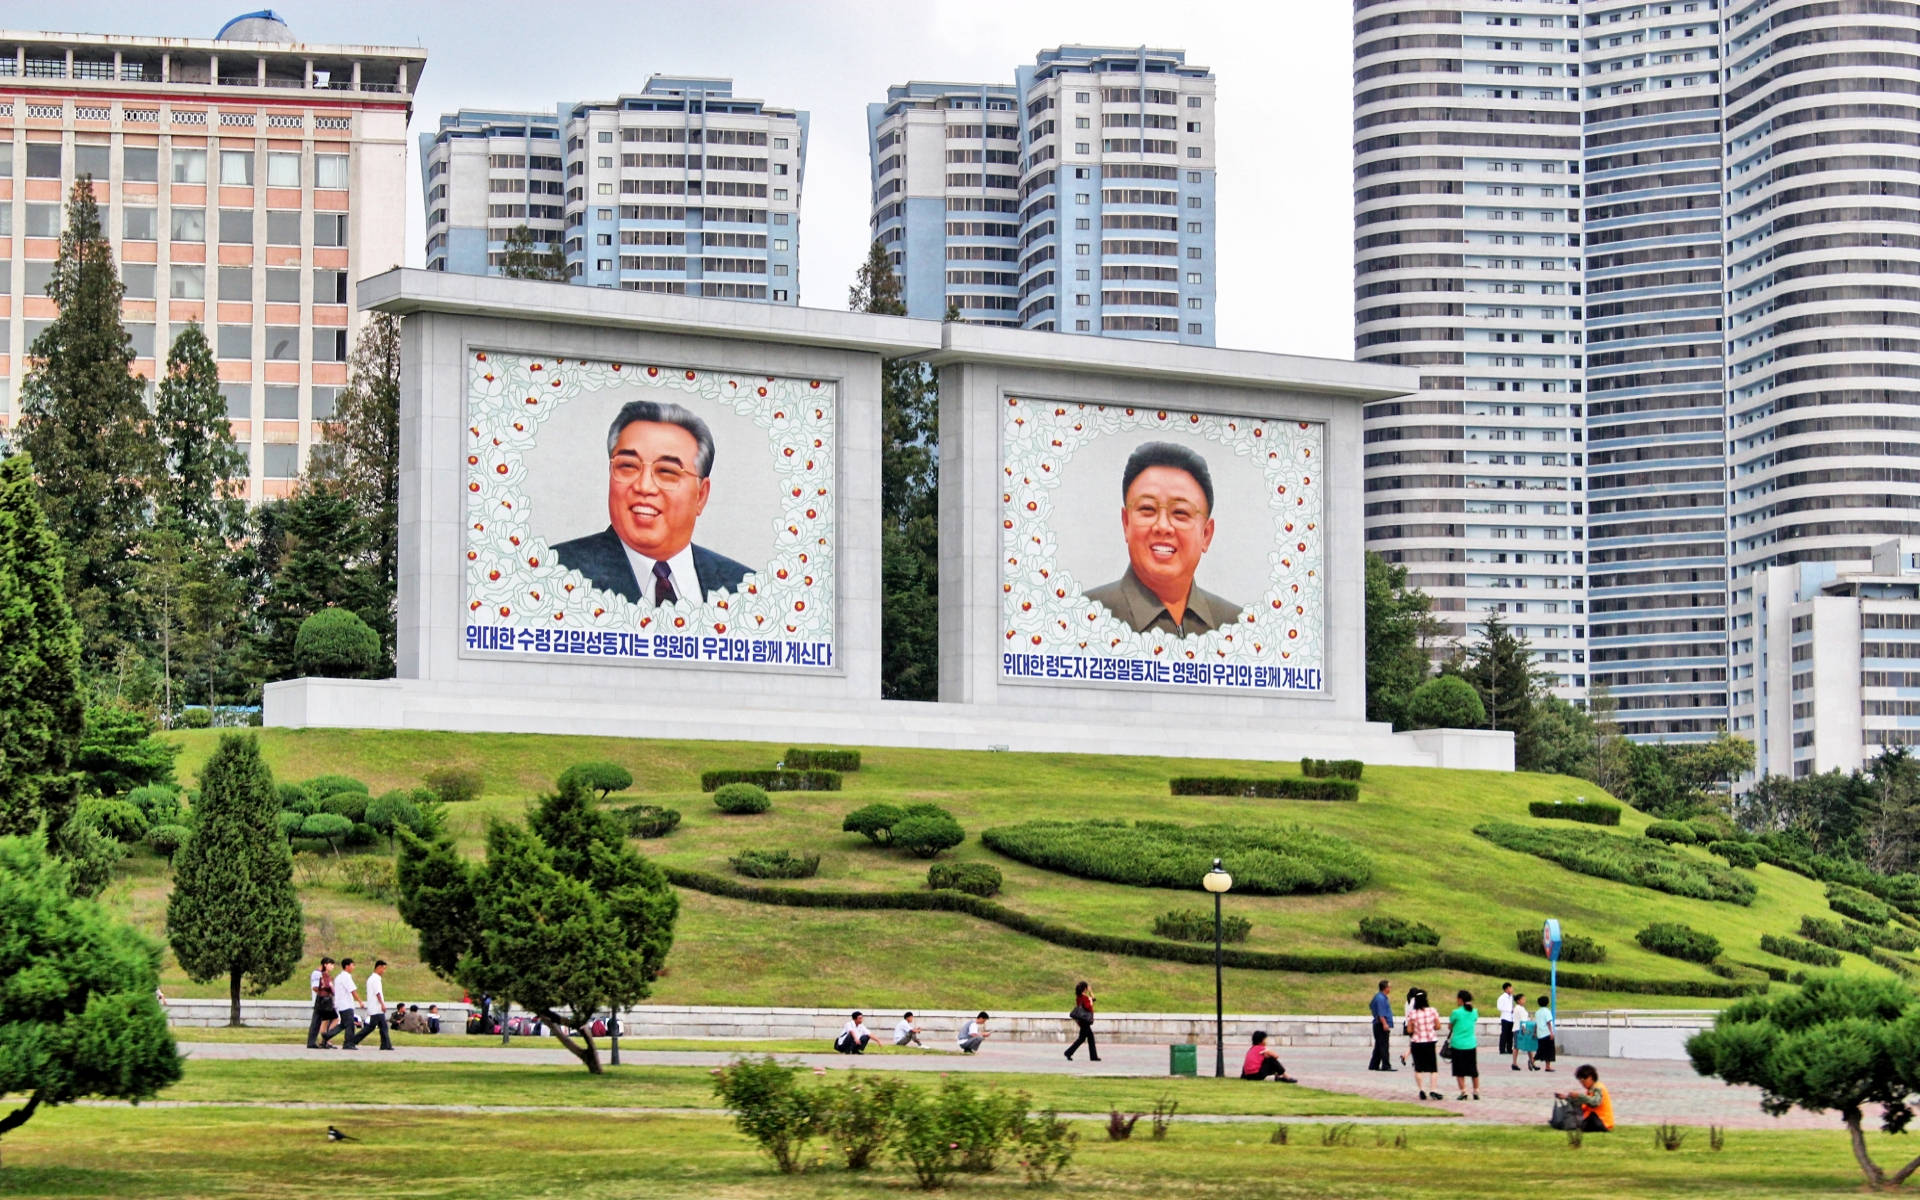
[1065,980,1100,1062]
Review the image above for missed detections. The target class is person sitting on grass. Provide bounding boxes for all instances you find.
[1556,1064,1614,1132]
[894,1012,924,1047]
[1239,1031,1298,1083]
[958,1012,991,1054]
[834,1011,882,1054]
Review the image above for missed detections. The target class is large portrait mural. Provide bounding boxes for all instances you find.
[1000,396,1324,693]
[462,350,836,670]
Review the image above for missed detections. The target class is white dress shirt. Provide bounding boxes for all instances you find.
[1497,992,1515,1021]
[623,542,700,606]
[332,970,357,1012]
[364,971,386,1014]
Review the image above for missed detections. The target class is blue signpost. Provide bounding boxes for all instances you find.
[1541,918,1562,1026]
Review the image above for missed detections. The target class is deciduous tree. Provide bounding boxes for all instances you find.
[1364,552,1439,728]
[306,312,401,664]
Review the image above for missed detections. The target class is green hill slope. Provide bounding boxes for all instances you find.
[112,729,1902,1014]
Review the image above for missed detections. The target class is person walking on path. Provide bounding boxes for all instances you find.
[835,1011,882,1054]
[1534,996,1557,1072]
[1065,981,1101,1062]
[1406,989,1443,1100]
[893,1012,924,1047]
[347,960,394,1050]
[1367,980,1396,1071]
[1239,1031,1297,1082]
[1496,982,1516,1062]
[319,958,359,1049]
[958,1012,991,1054]
[305,955,336,1050]
[1512,993,1537,1070]
[1447,989,1481,1100]
[1555,1064,1615,1132]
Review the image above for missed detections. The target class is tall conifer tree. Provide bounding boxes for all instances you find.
[306,313,401,664]
[150,323,245,546]
[0,455,85,838]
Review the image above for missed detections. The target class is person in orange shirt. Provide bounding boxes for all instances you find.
[1557,1064,1615,1132]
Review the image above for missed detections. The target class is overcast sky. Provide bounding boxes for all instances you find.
[43,1,1353,358]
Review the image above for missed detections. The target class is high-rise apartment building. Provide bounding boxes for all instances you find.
[870,46,1217,344]
[0,14,424,501]
[423,77,806,302]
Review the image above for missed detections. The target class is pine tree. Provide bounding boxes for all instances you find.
[0,454,85,838]
[165,733,303,1025]
[850,243,941,700]
[306,313,401,666]
[16,179,156,670]
[150,323,245,547]
[501,223,568,281]
[1464,612,1546,764]
[256,484,384,679]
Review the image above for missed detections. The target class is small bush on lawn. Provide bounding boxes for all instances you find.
[1358,915,1440,949]
[1516,928,1607,964]
[714,783,772,814]
[984,819,1371,895]
[712,1057,826,1174]
[1301,758,1365,780]
[1709,840,1761,870]
[126,784,184,826]
[319,791,368,824]
[1013,1108,1078,1185]
[1645,821,1697,846]
[1527,799,1622,826]
[558,761,633,799]
[421,765,483,804]
[303,774,369,798]
[79,797,148,845]
[614,804,681,838]
[1827,884,1894,927]
[1154,908,1252,943]
[889,1079,1027,1185]
[276,782,314,814]
[1475,822,1756,905]
[145,823,189,865]
[1168,777,1358,802]
[1636,922,1721,964]
[892,812,965,859]
[701,769,841,792]
[1686,818,1727,844]
[729,849,821,880]
[820,1074,909,1170]
[340,856,398,901]
[785,748,862,772]
[1761,932,1843,967]
[928,861,1002,896]
[843,803,906,845]
[293,607,380,678]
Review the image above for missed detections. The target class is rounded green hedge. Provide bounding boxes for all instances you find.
[928,861,1002,897]
[1645,820,1697,846]
[980,819,1371,896]
[293,607,381,679]
[1636,922,1721,964]
[714,783,772,814]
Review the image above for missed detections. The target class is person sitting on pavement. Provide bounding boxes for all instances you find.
[893,1012,924,1047]
[1239,1030,1298,1082]
[1556,1064,1615,1132]
[958,1012,991,1054]
[834,1011,882,1054]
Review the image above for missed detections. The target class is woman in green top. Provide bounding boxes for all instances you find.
[1448,989,1481,1101]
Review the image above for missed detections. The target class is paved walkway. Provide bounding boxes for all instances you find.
[177,1037,1822,1131]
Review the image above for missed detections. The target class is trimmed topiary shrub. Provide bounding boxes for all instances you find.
[1168,777,1358,802]
[79,797,148,845]
[714,783,772,814]
[1645,820,1697,846]
[1405,674,1486,729]
[1686,818,1727,844]
[1474,822,1756,905]
[1761,932,1843,967]
[1301,758,1365,781]
[891,812,966,859]
[319,791,368,824]
[1636,922,1721,964]
[784,748,862,772]
[558,761,634,799]
[145,823,189,865]
[1358,915,1440,949]
[701,769,841,792]
[843,803,907,845]
[983,819,1371,895]
[422,765,483,804]
[298,811,353,853]
[1527,799,1622,826]
[729,849,821,879]
[303,774,369,798]
[1516,928,1606,964]
[1826,884,1894,927]
[1154,908,1253,943]
[126,784,184,826]
[275,782,312,812]
[928,861,1002,897]
[614,804,681,838]
[1709,840,1761,869]
[293,607,381,678]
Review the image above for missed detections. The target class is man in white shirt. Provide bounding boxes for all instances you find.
[348,959,394,1050]
[1496,982,1516,1060]
[958,1011,991,1054]
[834,1010,880,1054]
[320,958,359,1049]
[305,955,335,1050]
[893,1012,923,1047]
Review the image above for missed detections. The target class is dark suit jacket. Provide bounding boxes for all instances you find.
[549,526,751,603]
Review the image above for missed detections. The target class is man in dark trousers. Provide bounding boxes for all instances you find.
[304,955,334,1049]
[1368,980,1396,1071]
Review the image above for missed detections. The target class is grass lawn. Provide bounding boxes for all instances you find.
[171,1028,947,1055]
[124,729,1894,1012]
[0,1106,1898,1199]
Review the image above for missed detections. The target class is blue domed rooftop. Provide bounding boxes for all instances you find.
[216,10,296,43]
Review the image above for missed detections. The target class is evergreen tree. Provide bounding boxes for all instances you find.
[1463,612,1546,763]
[1866,747,1920,876]
[501,223,568,281]
[165,733,303,1025]
[1524,694,1596,780]
[0,454,85,839]
[850,243,941,700]
[149,323,245,546]
[306,313,401,665]
[1363,552,1440,727]
[256,484,385,679]
[1586,678,1632,798]
[15,179,156,670]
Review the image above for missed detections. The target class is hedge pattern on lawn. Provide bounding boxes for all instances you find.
[1708,840,1761,869]
[1525,799,1621,826]
[1153,908,1252,943]
[1168,777,1358,802]
[980,819,1371,896]
[1826,884,1894,927]
[1474,821,1757,905]
[1644,821,1697,846]
[927,861,1002,897]
[784,748,862,772]
[1759,933,1842,968]
[700,769,842,792]
[1799,914,1920,957]
[662,868,1764,996]
[1514,928,1606,964]
[1300,758,1364,781]
[728,849,821,880]
[1357,915,1440,949]
[613,804,681,839]
[1635,922,1722,964]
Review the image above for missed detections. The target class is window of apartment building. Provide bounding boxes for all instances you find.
[1187,96,1202,107]
[1187,246,1203,259]
[1186,122,1202,134]
[23,261,54,294]
[1186,221,1202,233]
[597,183,613,195]
[75,144,109,179]
[774,137,789,149]
[1187,171,1201,183]
[219,150,253,186]
[1186,196,1201,208]
[596,258,611,271]
[312,386,340,420]
[266,269,300,302]
[1073,167,1089,179]
[314,213,348,247]
[121,264,155,300]
[1076,319,1090,331]
[265,326,299,360]
[219,209,253,244]
[267,152,300,187]
[127,323,155,357]
[264,385,299,420]
[1075,217,1090,230]
[773,212,789,224]
[123,146,158,182]
[772,288,789,301]
[169,266,205,299]
[267,211,300,245]
[170,208,205,242]
[219,266,251,300]
[1187,297,1202,309]
[1075,293,1089,306]
[314,328,348,362]
[775,163,789,175]
[221,383,250,419]
[264,443,300,479]
[25,203,61,237]
[773,188,789,201]
[1188,322,1202,335]
[0,145,11,175]
[314,269,348,304]
[597,208,612,220]
[1075,92,1090,103]
[597,131,613,143]
[1075,243,1090,255]
[26,142,61,178]
[773,263,789,275]
[171,148,207,183]
[315,154,349,189]
[217,325,251,359]
[597,156,612,168]
[1186,272,1202,284]
[773,239,789,251]
[1075,142,1090,154]
[1076,268,1090,281]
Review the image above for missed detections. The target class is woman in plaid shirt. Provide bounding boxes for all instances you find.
[1405,988,1443,1100]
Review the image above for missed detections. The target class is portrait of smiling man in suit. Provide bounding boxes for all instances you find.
[550,399,751,605]
[1084,440,1242,636]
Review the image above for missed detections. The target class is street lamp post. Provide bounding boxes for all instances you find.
[1203,858,1234,1078]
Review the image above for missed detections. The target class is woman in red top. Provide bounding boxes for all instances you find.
[1239,1031,1296,1082]
[1405,988,1444,1100]
[1065,981,1100,1062]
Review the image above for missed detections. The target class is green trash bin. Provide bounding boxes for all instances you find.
[1169,1043,1197,1077]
